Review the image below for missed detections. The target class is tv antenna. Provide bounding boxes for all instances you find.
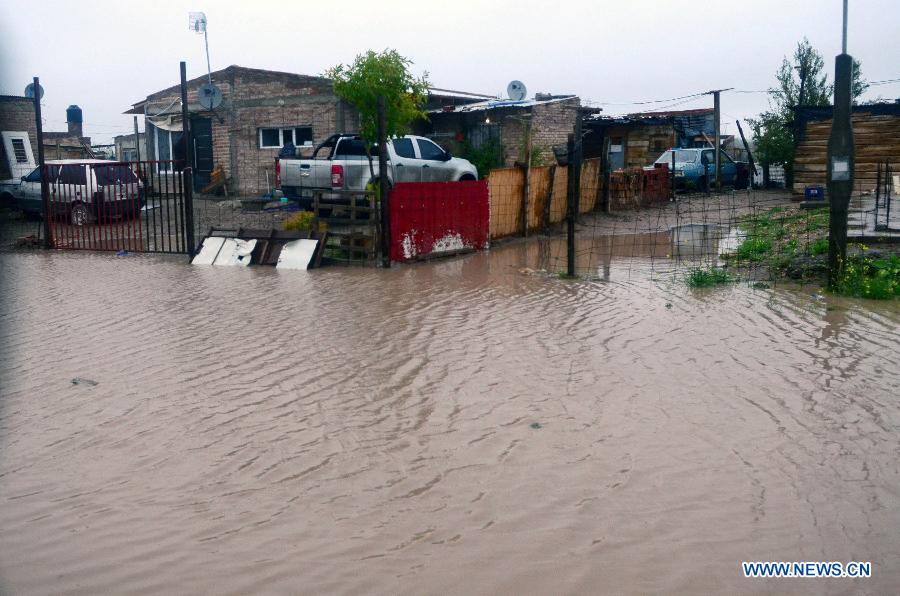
[189,12,213,86]
[189,12,222,111]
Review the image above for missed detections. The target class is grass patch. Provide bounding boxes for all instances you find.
[735,237,772,261]
[833,255,900,300]
[686,267,735,288]
[810,237,829,256]
[727,206,830,275]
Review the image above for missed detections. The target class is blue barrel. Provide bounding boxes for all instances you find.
[804,185,825,200]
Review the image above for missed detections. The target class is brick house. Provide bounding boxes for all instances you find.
[415,94,583,170]
[126,65,362,195]
[0,96,39,180]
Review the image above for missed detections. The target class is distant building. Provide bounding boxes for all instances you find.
[0,95,38,179]
[43,105,93,160]
[113,132,146,162]
[583,108,716,169]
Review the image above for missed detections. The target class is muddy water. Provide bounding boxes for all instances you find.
[1,243,898,595]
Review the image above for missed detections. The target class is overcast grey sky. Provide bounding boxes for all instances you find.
[1,0,898,144]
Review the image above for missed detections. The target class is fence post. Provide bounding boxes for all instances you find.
[377,96,390,268]
[32,77,51,248]
[671,150,676,200]
[566,133,576,277]
[180,61,196,259]
[826,52,855,290]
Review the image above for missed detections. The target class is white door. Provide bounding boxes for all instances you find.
[1,131,36,179]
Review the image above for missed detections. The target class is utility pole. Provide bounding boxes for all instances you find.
[827,0,854,289]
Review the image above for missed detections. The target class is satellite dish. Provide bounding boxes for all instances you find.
[198,83,223,110]
[507,80,527,101]
[24,82,44,100]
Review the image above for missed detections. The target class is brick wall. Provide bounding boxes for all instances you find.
[528,98,579,166]
[0,97,39,179]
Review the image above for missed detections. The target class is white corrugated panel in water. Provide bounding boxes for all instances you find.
[276,239,319,270]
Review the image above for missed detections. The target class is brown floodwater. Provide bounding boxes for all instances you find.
[1,240,898,595]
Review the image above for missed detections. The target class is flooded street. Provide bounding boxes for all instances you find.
[1,242,899,595]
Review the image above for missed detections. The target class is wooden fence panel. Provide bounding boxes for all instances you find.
[487,167,524,239]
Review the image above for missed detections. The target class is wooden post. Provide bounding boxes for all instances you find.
[601,135,611,213]
[522,119,531,236]
[736,119,755,188]
[566,133,576,277]
[377,96,390,268]
[542,165,556,231]
[713,90,721,193]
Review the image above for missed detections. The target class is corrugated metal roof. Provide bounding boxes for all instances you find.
[429,95,576,114]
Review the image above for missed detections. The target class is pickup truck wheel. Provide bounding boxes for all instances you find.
[458,174,476,181]
[70,201,94,226]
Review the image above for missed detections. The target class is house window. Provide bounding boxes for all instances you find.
[11,138,28,163]
[259,126,313,149]
[154,126,184,171]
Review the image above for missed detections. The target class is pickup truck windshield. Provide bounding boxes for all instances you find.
[656,150,698,164]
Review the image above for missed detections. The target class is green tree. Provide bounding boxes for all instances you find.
[749,38,868,185]
[325,49,430,180]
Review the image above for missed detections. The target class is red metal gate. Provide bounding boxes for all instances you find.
[43,160,188,253]
[389,181,489,262]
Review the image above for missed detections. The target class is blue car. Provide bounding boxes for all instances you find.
[648,148,749,191]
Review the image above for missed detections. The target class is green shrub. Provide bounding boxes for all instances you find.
[834,255,900,300]
[283,211,315,232]
[687,267,735,288]
[810,237,829,256]
[735,237,773,262]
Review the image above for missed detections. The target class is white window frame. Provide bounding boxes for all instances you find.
[258,126,313,149]
[154,126,176,172]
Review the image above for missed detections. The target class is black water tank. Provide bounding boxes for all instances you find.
[66,105,83,124]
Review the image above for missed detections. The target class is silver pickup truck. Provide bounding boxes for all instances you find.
[276,134,477,210]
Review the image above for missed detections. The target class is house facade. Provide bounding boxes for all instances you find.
[127,65,361,195]
[416,94,583,171]
[113,132,147,162]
